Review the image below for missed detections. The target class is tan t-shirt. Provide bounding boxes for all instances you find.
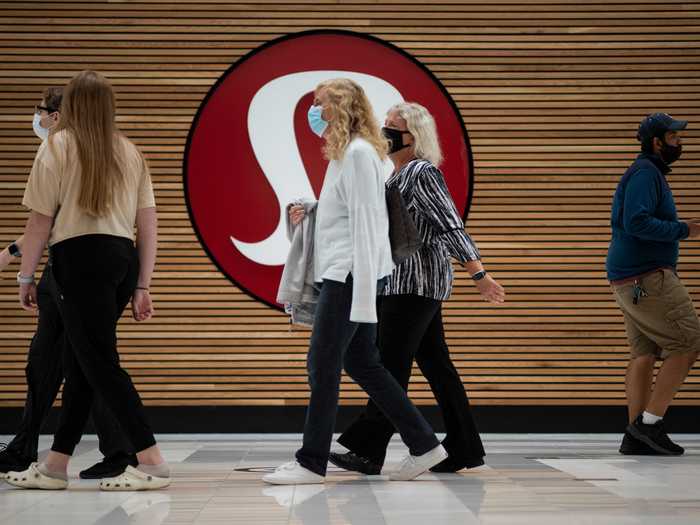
[23,130,156,246]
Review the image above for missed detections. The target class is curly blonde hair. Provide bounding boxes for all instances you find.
[316,78,388,161]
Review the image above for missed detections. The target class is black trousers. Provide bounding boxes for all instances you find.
[338,294,485,466]
[295,276,439,476]
[49,235,156,455]
[6,263,132,461]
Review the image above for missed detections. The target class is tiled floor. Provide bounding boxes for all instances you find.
[1,434,699,524]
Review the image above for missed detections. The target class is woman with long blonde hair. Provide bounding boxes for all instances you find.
[8,70,169,491]
[264,78,446,485]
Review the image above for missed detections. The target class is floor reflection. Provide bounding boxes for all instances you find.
[94,494,171,525]
[1,434,699,525]
[262,473,486,524]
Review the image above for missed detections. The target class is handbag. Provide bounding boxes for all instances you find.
[386,185,422,265]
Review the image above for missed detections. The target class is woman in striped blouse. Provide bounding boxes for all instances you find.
[330,102,505,474]
[264,81,447,485]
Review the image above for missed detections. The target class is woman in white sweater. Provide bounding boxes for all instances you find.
[264,78,446,485]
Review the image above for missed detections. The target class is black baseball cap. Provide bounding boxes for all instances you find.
[637,112,688,142]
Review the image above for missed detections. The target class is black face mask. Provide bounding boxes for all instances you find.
[660,141,682,165]
[382,127,411,154]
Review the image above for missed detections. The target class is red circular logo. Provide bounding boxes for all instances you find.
[184,30,474,309]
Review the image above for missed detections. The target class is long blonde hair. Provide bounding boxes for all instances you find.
[390,102,443,166]
[52,70,126,217]
[316,78,388,161]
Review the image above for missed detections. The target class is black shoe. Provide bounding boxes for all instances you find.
[619,431,662,455]
[626,415,684,456]
[79,453,138,479]
[0,446,32,475]
[328,452,381,475]
[430,456,484,473]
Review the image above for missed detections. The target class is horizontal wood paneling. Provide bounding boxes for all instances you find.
[1,0,699,409]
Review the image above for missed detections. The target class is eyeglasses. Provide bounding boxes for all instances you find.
[35,105,58,115]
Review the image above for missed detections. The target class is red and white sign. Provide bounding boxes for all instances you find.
[184,30,474,309]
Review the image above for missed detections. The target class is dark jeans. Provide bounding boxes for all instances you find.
[295,275,439,476]
[338,294,484,466]
[6,263,132,462]
[49,235,156,455]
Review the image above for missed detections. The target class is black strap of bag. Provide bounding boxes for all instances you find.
[386,185,422,265]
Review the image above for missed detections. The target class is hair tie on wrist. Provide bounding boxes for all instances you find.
[136,287,149,291]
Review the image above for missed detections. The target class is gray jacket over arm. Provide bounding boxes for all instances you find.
[276,198,319,326]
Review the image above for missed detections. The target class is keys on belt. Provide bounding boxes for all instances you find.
[632,279,648,305]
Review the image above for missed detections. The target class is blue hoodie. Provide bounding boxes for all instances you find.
[606,153,689,281]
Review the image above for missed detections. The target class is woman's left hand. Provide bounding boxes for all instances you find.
[19,281,38,311]
[476,275,505,304]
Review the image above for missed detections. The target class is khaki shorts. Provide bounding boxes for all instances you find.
[613,269,700,359]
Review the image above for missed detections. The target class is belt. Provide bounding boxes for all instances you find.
[609,267,672,286]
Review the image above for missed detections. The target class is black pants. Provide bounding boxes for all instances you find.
[295,276,439,476]
[338,294,484,466]
[49,235,156,455]
[6,263,132,461]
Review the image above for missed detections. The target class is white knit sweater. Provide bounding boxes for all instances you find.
[313,137,394,323]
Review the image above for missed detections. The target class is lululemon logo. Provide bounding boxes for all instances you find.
[184,30,473,309]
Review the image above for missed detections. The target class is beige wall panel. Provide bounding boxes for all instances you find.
[1,0,698,407]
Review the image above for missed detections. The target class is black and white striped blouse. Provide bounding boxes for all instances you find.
[382,159,480,300]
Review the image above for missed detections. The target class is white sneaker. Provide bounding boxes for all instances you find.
[262,461,325,485]
[389,445,448,481]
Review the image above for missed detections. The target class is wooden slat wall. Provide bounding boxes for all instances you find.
[1,0,699,409]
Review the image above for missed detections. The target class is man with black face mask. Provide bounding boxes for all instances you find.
[607,113,700,456]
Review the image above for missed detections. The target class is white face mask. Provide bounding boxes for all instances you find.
[33,113,49,141]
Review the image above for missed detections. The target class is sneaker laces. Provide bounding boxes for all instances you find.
[0,442,7,452]
[644,420,680,448]
[353,453,374,467]
[396,455,417,472]
[275,461,300,473]
[654,422,679,447]
[647,420,667,438]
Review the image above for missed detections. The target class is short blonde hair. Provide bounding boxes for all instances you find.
[390,102,443,166]
[316,78,388,161]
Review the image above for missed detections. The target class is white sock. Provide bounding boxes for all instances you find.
[642,411,662,425]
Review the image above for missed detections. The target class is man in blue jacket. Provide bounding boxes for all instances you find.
[607,113,700,455]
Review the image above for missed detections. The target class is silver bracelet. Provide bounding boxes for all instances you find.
[16,272,35,284]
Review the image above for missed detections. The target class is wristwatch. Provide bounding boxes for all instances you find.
[8,243,21,258]
[471,270,487,281]
[16,272,35,284]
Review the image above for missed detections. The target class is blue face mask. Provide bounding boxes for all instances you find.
[307,105,328,138]
[33,113,49,141]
